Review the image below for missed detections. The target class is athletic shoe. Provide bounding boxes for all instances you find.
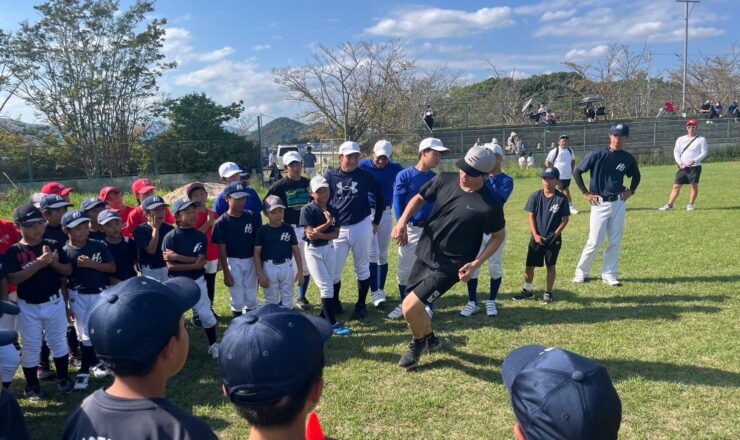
[398,338,427,370]
[350,304,367,320]
[460,301,480,317]
[57,378,74,393]
[569,204,579,215]
[331,322,352,336]
[371,290,387,308]
[687,203,695,211]
[658,204,673,211]
[91,363,110,379]
[543,292,553,304]
[486,300,498,317]
[572,274,587,284]
[602,275,622,287]
[425,333,441,352]
[512,289,534,301]
[73,374,89,391]
[37,365,54,380]
[207,343,220,359]
[191,314,202,328]
[23,386,43,402]
[387,304,403,320]
[296,298,310,310]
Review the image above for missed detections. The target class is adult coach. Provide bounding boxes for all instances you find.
[391,146,505,369]
[303,146,318,177]
[573,123,641,286]
[545,135,578,214]
[324,141,384,320]
[658,119,708,212]
[359,140,404,308]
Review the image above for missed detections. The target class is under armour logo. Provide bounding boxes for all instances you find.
[193,243,204,253]
[244,224,253,234]
[91,252,102,263]
[616,163,626,172]
[550,204,560,214]
[336,181,358,196]
[280,232,291,242]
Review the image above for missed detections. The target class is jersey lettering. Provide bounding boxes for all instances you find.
[616,163,626,172]
[280,232,291,242]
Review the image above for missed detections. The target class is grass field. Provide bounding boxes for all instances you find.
[4,161,740,439]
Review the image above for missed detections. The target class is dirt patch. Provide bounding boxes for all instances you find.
[162,182,223,204]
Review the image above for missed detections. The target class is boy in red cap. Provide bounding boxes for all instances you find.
[123,178,175,237]
[41,182,74,202]
[99,186,134,224]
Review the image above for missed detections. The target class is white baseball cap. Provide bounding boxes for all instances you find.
[282,151,302,166]
[456,145,496,177]
[310,175,329,193]
[373,140,393,158]
[338,141,361,156]
[488,144,504,157]
[418,137,448,152]
[491,138,499,145]
[219,162,243,178]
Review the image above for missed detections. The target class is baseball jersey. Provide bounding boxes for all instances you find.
[265,177,311,226]
[44,223,67,245]
[195,209,219,261]
[133,223,174,269]
[106,237,138,282]
[673,135,708,166]
[124,205,175,238]
[393,166,436,223]
[324,167,384,226]
[62,389,217,440]
[299,202,339,247]
[213,187,263,222]
[546,147,575,179]
[576,147,641,197]
[88,229,107,242]
[64,239,114,293]
[359,159,404,208]
[4,239,70,303]
[162,227,207,280]
[416,173,505,268]
[211,211,260,259]
[485,172,514,204]
[256,223,297,261]
[524,190,571,238]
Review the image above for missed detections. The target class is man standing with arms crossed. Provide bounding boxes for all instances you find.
[545,135,579,214]
[573,123,641,287]
[658,119,708,212]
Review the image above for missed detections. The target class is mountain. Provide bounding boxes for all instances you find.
[246,117,310,146]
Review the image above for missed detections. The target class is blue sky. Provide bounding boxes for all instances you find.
[2,0,738,124]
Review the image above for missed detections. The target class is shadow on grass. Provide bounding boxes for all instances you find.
[554,291,731,305]
[628,205,740,212]
[601,359,740,388]
[620,275,740,283]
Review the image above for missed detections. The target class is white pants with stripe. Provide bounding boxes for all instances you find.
[472,227,508,279]
[18,294,69,368]
[227,257,258,311]
[141,265,168,283]
[575,199,627,278]
[369,208,392,265]
[332,215,373,282]
[263,261,296,309]
[69,290,102,347]
[305,244,335,299]
[397,224,424,286]
[191,276,217,328]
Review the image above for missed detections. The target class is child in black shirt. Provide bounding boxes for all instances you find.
[98,210,138,284]
[132,196,174,283]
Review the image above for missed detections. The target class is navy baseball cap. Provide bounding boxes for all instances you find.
[81,197,105,212]
[171,197,195,214]
[13,204,45,226]
[142,195,168,211]
[224,182,249,199]
[0,300,20,316]
[609,123,629,137]
[40,194,72,210]
[541,167,560,180]
[98,209,121,225]
[219,304,333,405]
[89,276,200,364]
[0,329,17,347]
[503,345,622,440]
[62,210,91,229]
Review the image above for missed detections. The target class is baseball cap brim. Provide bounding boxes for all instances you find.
[186,183,206,197]
[173,200,195,214]
[64,217,91,229]
[0,329,17,346]
[0,300,20,316]
[427,145,449,152]
[135,185,157,194]
[44,201,73,209]
[58,188,74,196]
[144,202,168,210]
[455,158,487,177]
[502,345,547,392]
[226,191,249,199]
[266,203,286,211]
[99,186,120,200]
[98,214,121,225]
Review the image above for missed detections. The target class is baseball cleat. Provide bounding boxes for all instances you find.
[686,203,695,211]
[572,274,587,283]
[486,300,498,316]
[543,293,553,304]
[371,290,387,308]
[91,363,110,379]
[602,276,622,287]
[74,374,90,391]
[398,338,427,370]
[207,343,220,359]
[460,301,480,317]
[24,386,44,402]
[296,298,310,310]
[425,333,441,353]
[513,289,535,301]
[387,304,403,320]
[331,322,352,336]
[658,204,673,211]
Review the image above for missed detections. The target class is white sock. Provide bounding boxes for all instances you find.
[524,282,534,291]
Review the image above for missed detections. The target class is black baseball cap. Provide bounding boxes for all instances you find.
[541,167,560,180]
[40,194,72,210]
[62,210,91,229]
[171,197,195,214]
[609,123,629,137]
[224,182,249,199]
[142,195,168,211]
[13,204,45,226]
[81,197,105,212]
[89,276,200,365]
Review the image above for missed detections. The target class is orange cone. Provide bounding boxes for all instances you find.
[305,411,325,440]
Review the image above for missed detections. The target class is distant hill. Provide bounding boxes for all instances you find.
[0,118,59,144]
[246,117,310,146]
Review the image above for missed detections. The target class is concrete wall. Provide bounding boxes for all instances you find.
[0,172,220,194]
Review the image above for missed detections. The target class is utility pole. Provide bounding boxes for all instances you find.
[677,0,700,118]
[257,114,263,174]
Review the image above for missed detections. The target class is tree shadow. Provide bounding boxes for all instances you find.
[553,291,730,306]
[600,359,740,388]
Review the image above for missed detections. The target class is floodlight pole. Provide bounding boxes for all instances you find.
[677,0,700,117]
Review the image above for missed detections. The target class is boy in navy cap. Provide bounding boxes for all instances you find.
[218,304,332,439]
[132,196,174,283]
[502,345,622,440]
[62,277,217,440]
[61,210,116,389]
[162,197,220,358]
[0,327,31,440]
[80,198,107,241]
[98,209,138,284]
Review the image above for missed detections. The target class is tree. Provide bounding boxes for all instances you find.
[5,0,175,176]
[669,45,740,112]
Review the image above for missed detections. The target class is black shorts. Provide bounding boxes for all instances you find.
[675,166,702,185]
[526,237,562,268]
[406,259,459,305]
[558,179,571,190]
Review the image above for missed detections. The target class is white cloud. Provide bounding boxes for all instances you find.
[540,9,576,22]
[564,45,609,61]
[271,34,283,40]
[163,27,236,65]
[514,0,582,16]
[365,6,515,39]
[253,44,272,51]
[195,47,236,62]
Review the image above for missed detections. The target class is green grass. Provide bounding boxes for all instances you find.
[4,161,740,439]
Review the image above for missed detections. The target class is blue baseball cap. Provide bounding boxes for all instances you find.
[40,194,72,210]
[81,197,105,212]
[0,329,17,347]
[62,210,91,229]
[503,345,622,440]
[142,195,168,211]
[219,304,333,405]
[224,181,249,199]
[609,123,629,137]
[89,276,200,364]
[541,167,560,180]
[97,209,121,225]
[171,197,195,214]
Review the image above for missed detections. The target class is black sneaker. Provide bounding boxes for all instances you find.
[191,314,202,328]
[24,386,43,401]
[513,289,535,301]
[398,338,427,370]
[57,378,74,393]
[425,333,441,353]
[349,304,367,320]
[296,298,310,310]
[543,292,553,304]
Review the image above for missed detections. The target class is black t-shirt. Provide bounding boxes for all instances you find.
[133,223,174,269]
[44,222,67,245]
[161,227,207,279]
[211,211,260,259]
[62,389,217,440]
[256,223,297,261]
[106,237,138,282]
[89,229,107,242]
[324,167,384,226]
[524,190,571,238]
[4,239,70,303]
[266,177,311,226]
[416,173,506,268]
[577,147,640,197]
[299,202,338,247]
[64,239,114,293]
[0,389,30,440]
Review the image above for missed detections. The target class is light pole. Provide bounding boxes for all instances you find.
[677,0,700,118]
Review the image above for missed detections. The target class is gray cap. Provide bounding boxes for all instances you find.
[456,145,496,177]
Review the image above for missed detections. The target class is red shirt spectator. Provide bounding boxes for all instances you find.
[123,178,175,237]
[100,186,134,225]
[0,219,21,293]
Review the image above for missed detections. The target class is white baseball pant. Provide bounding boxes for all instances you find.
[332,215,373,282]
[68,290,102,347]
[292,226,309,273]
[141,265,168,283]
[472,227,508,279]
[397,224,424,286]
[0,292,18,332]
[263,260,296,309]
[304,244,335,299]
[17,294,69,368]
[369,208,392,265]
[227,257,258,311]
[0,343,19,382]
[191,277,217,328]
[575,199,627,278]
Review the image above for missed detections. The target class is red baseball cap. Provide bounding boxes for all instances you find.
[132,178,156,195]
[686,119,699,127]
[41,181,74,196]
[99,186,121,201]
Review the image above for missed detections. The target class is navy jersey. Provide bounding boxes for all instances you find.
[485,172,514,204]
[161,227,207,280]
[256,223,297,262]
[214,187,263,225]
[212,211,260,259]
[359,159,404,208]
[106,237,138,282]
[393,166,436,223]
[265,177,311,226]
[44,223,67,245]
[299,202,338,247]
[524,190,571,238]
[133,223,174,269]
[64,239,114,293]
[4,239,70,303]
[576,147,641,197]
[324,167,384,226]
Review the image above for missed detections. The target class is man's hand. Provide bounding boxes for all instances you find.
[620,189,633,201]
[458,261,478,282]
[392,223,408,246]
[258,273,271,288]
[584,193,600,206]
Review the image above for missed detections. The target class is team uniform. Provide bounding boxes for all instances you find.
[299,202,339,302]
[212,210,260,312]
[546,146,575,189]
[105,237,138,283]
[524,190,570,267]
[255,223,298,308]
[133,222,174,283]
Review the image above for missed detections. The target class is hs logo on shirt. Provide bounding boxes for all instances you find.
[280,232,291,242]
[549,204,560,214]
[91,252,102,263]
[193,243,204,253]
[244,223,253,234]
[616,163,626,172]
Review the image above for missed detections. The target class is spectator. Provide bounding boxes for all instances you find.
[544,110,557,126]
[584,103,595,122]
[700,100,711,118]
[423,105,434,132]
[711,101,723,118]
[303,146,318,177]
[727,101,738,120]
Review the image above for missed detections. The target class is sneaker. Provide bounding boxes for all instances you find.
[602,275,622,287]
[73,374,89,391]
[57,378,74,393]
[460,301,480,317]
[296,298,310,310]
[69,355,81,368]
[687,203,695,211]
[572,274,587,284]
[425,333,441,352]
[658,204,673,211]
[543,292,553,304]
[191,314,202,328]
[37,365,55,381]
[387,304,403,320]
[371,290,387,308]
[331,322,352,336]
[485,300,498,317]
[350,304,367,320]
[569,204,578,215]
[23,386,43,401]
[207,343,220,359]
[91,363,110,379]
[398,338,427,370]
[512,289,535,301]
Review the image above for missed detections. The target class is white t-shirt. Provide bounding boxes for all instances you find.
[674,135,708,166]
[545,147,575,179]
